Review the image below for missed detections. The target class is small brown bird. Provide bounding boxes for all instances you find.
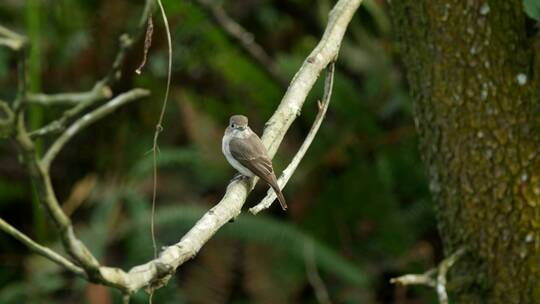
[222,115,287,210]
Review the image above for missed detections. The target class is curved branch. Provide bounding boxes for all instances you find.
[14,91,149,290]
[250,62,335,214]
[0,217,86,277]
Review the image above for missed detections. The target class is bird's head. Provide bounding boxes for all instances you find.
[229,115,249,131]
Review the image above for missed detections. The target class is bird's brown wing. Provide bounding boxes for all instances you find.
[229,134,273,178]
[229,134,287,210]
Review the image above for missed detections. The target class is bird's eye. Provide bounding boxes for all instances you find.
[231,123,236,128]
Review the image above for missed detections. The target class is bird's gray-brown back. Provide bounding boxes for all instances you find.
[229,134,273,176]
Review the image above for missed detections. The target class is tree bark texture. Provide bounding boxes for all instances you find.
[389,0,540,302]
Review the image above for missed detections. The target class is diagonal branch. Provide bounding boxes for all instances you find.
[0,217,86,277]
[250,62,335,214]
[0,37,25,50]
[0,24,25,41]
[0,25,26,51]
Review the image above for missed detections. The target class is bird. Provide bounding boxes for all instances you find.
[222,115,287,210]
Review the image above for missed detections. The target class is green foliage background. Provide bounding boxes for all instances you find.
[0,0,439,303]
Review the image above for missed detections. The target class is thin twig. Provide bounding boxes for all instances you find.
[304,241,332,304]
[0,37,25,50]
[14,42,28,112]
[0,24,25,40]
[0,25,26,51]
[42,89,150,170]
[250,62,335,214]
[194,0,287,88]
[149,0,173,260]
[0,217,86,277]
[0,99,14,135]
[135,16,154,74]
[27,86,113,106]
[390,247,467,304]
[390,269,437,287]
[436,248,466,303]
[28,84,113,137]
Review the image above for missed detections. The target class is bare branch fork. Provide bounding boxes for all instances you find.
[390,247,467,304]
[0,0,362,297]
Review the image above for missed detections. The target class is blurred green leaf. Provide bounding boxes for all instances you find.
[0,178,25,202]
[524,0,540,21]
[0,281,27,304]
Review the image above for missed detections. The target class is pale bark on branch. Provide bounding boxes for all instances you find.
[26,85,113,106]
[390,248,467,304]
[0,217,86,277]
[0,25,25,50]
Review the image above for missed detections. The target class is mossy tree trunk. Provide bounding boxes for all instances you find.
[389,1,540,302]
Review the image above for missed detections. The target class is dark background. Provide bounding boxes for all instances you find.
[0,0,439,303]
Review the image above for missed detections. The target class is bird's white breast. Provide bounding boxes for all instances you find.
[222,130,254,177]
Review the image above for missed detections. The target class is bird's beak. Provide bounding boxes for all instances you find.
[238,127,246,131]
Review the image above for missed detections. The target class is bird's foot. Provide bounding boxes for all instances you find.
[230,173,249,183]
[228,214,240,223]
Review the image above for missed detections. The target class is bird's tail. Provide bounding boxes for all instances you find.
[268,177,287,211]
